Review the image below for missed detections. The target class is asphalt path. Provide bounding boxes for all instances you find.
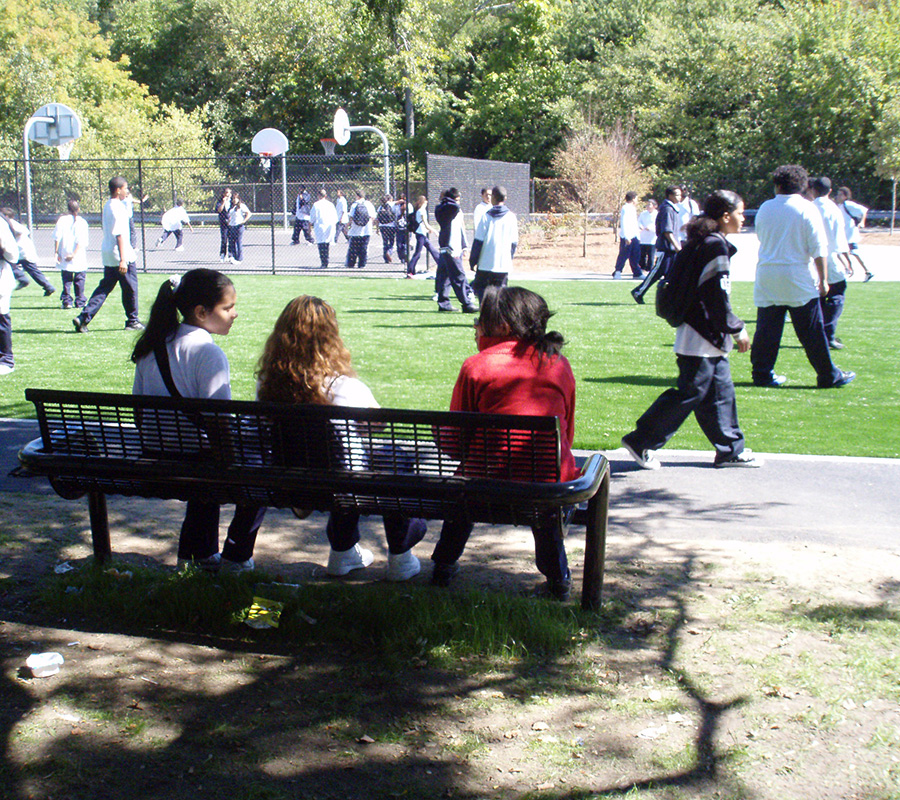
[4,418,897,553]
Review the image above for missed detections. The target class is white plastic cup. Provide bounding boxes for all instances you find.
[26,652,64,677]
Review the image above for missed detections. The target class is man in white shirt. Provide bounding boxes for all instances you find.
[469,185,518,302]
[345,190,376,269]
[291,188,313,244]
[1,209,56,295]
[834,186,874,281]
[155,200,193,251]
[612,191,642,279]
[0,214,19,374]
[678,187,700,242]
[473,187,492,237]
[637,199,658,275]
[334,189,349,242]
[54,199,90,309]
[810,177,852,350]
[751,165,854,389]
[309,188,338,269]
[434,187,477,313]
[74,176,143,333]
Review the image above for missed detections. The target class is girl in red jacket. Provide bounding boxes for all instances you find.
[432,286,577,600]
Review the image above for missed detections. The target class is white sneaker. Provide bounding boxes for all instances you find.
[715,449,763,468]
[621,437,661,470]
[386,550,421,581]
[175,245,185,252]
[222,557,255,573]
[0,364,13,376]
[327,544,374,576]
[177,552,222,572]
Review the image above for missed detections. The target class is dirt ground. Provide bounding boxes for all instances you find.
[2,488,899,800]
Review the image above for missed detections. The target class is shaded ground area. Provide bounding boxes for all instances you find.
[2,439,899,799]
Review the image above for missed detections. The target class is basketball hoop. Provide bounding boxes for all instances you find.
[57,140,75,161]
[320,138,337,156]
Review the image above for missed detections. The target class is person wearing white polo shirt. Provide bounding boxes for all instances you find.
[750,165,855,389]
[810,177,852,350]
[834,186,874,281]
[612,191,642,279]
[469,185,518,302]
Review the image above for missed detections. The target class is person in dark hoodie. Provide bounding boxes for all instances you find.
[434,188,478,313]
[469,185,518,302]
[621,190,763,470]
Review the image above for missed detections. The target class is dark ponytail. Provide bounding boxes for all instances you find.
[685,190,743,243]
[477,286,565,359]
[131,268,233,363]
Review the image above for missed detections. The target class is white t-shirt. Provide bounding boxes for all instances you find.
[638,210,658,245]
[348,200,376,237]
[473,201,491,233]
[7,217,38,263]
[162,206,190,232]
[813,196,850,283]
[840,199,867,245]
[228,202,251,227]
[753,193,827,308]
[678,198,700,241]
[54,214,90,272]
[473,206,519,274]
[101,197,134,266]
[618,203,639,240]
[132,324,231,400]
[335,195,348,224]
[310,198,338,244]
[325,374,379,471]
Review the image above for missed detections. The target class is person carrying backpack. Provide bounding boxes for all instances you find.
[346,190,376,269]
[376,194,397,263]
[621,190,762,470]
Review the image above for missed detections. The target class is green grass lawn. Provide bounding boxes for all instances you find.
[4,275,898,457]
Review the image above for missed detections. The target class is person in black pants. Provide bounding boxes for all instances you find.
[632,186,683,304]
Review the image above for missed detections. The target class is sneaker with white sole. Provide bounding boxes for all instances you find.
[715,449,763,468]
[177,552,222,572]
[222,557,255,574]
[621,436,661,470]
[386,550,421,582]
[327,544,374,576]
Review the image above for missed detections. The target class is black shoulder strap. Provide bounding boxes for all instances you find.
[153,343,182,398]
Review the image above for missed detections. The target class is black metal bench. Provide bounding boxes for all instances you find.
[18,389,611,609]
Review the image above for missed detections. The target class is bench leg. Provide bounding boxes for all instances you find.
[88,492,112,565]
[581,470,610,611]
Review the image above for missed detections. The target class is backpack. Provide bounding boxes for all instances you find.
[352,202,370,227]
[377,204,394,226]
[655,241,703,328]
[407,209,419,230]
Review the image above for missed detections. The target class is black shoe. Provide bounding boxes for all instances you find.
[44,287,56,296]
[533,569,571,601]
[125,321,145,331]
[864,272,874,282]
[431,562,459,587]
[819,370,856,389]
[15,280,29,291]
[631,287,644,305]
[753,374,787,388]
[72,317,89,334]
[437,306,457,313]
[462,306,478,314]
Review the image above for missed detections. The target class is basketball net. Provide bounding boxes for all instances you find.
[320,138,337,156]
[57,141,75,161]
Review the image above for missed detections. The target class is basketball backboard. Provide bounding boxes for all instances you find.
[28,103,82,147]
[251,128,289,156]
[333,108,351,146]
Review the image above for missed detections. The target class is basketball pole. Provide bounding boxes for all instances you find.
[23,113,54,232]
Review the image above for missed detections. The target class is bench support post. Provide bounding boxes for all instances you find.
[580,468,610,611]
[88,492,112,564]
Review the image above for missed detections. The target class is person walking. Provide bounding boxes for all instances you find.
[0,213,18,375]
[622,191,762,470]
[434,187,478,313]
[54,199,89,310]
[73,176,142,333]
[612,191,642,279]
[637,199,658,275]
[632,186,682,304]
[309,188,337,269]
[469,185,518,302]
[1,208,56,296]
[345,190,376,269]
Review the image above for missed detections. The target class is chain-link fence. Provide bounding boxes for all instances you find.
[425,154,531,223]
[0,152,411,275]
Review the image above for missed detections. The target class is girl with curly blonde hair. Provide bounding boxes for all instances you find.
[257,296,426,580]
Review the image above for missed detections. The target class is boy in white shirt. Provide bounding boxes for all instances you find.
[155,200,193,251]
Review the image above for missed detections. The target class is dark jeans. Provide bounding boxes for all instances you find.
[316,242,330,269]
[79,263,139,326]
[346,235,369,268]
[397,229,409,262]
[0,312,12,368]
[623,355,745,461]
[633,249,677,300]
[292,218,313,243]
[179,501,266,562]
[407,233,439,274]
[821,280,846,342]
[751,298,841,387]
[227,225,244,261]
[158,228,184,247]
[60,271,86,308]
[219,222,228,258]
[432,513,568,583]
[380,226,396,258]
[334,222,349,243]
[326,509,426,554]
[471,270,508,303]
[639,244,656,272]
[435,252,477,310]
[14,260,55,293]
[614,237,641,275]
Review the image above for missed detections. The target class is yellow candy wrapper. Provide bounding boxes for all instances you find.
[244,597,284,629]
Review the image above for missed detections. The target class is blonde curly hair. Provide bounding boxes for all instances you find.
[256,296,355,405]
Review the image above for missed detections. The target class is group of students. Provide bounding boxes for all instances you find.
[132,271,578,600]
[214,188,253,263]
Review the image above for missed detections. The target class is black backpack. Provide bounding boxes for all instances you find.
[376,204,394,225]
[407,209,419,230]
[351,202,370,227]
[655,241,703,327]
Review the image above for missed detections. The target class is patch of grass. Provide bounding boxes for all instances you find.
[38,562,613,665]
[5,276,899,456]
